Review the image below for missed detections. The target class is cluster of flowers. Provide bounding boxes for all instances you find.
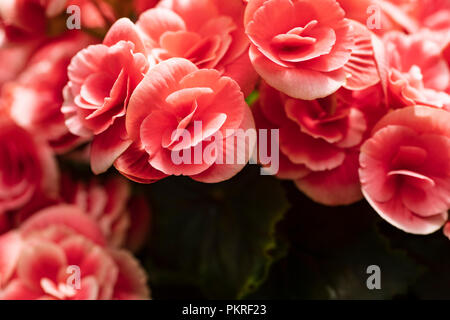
[0,0,449,299]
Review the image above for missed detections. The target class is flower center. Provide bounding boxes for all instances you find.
[271,20,318,54]
[388,145,435,189]
[270,20,336,63]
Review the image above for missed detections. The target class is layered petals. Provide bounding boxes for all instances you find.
[0,206,150,300]
[359,106,450,234]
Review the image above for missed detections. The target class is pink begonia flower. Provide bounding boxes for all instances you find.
[360,106,450,235]
[252,81,369,206]
[382,32,450,110]
[134,0,258,96]
[0,0,68,42]
[0,24,41,90]
[335,0,419,35]
[6,174,151,252]
[115,58,256,184]
[0,205,150,300]
[384,0,450,37]
[0,118,58,217]
[2,31,95,154]
[58,174,151,251]
[244,0,380,100]
[0,0,115,41]
[62,19,149,174]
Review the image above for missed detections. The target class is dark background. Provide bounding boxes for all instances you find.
[128,164,450,300]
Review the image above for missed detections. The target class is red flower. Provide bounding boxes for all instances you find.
[59,174,151,251]
[360,106,450,234]
[116,58,255,183]
[245,0,380,100]
[134,0,257,95]
[253,81,367,205]
[0,205,150,300]
[383,32,450,110]
[62,20,149,174]
[0,0,67,42]
[2,32,95,153]
[0,118,58,216]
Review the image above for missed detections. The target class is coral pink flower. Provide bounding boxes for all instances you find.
[383,32,450,110]
[2,32,95,153]
[253,81,367,205]
[335,0,419,34]
[0,205,150,300]
[359,106,450,234]
[245,0,381,100]
[0,25,40,90]
[58,174,150,251]
[134,0,257,95]
[0,0,68,42]
[0,118,58,216]
[386,0,450,35]
[62,20,149,174]
[116,58,255,183]
[8,174,151,251]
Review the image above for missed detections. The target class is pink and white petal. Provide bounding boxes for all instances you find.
[114,143,168,184]
[310,0,346,26]
[158,0,218,31]
[140,110,179,155]
[372,106,450,136]
[0,231,22,286]
[68,45,109,84]
[17,241,67,291]
[90,120,132,175]
[191,105,256,183]
[250,45,346,100]
[301,20,353,72]
[401,179,450,218]
[20,205,106,247]
[136,8,186,45]
[343,20,380,90]
[244,0,269,27]
[103,18,145,54]
[295,151,363,206]
[222,52,259,97]
[110,250,150,300]
[276,153,311,180]
[0,280,43,300]
[126,58,198,140]
[336,108,367,148]
[362,190,447,235]
[60,235,94,268]
[149,140,215,176]
[280,122,345,171]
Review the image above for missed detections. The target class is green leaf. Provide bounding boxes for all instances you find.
[144,166,290,299]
